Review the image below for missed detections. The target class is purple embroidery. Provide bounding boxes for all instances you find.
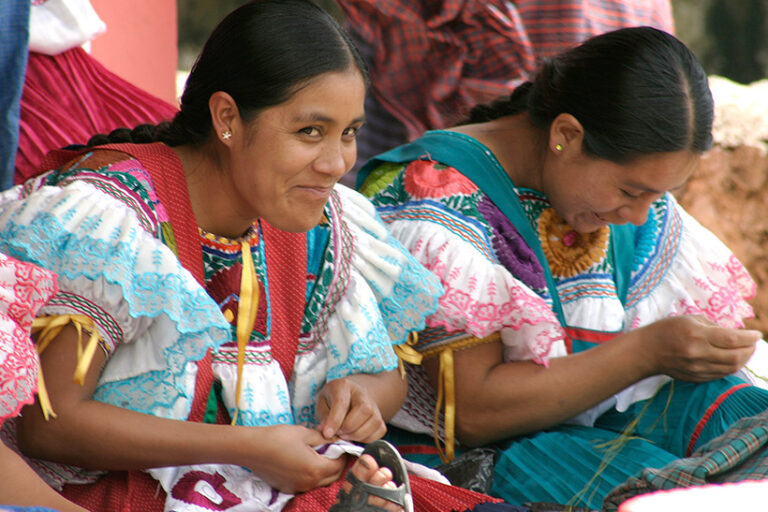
[170,471,243,510]
[269,488,281,505]
[477,196,546,290]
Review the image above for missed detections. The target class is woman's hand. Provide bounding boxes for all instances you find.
[241,424,347,493]
[315,370,407,443]
[19,324,349,495]
[315,377,388,443]
[641,314,761,381]
[436,316,762,445]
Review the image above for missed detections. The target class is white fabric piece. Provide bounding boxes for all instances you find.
[29,0,106,55]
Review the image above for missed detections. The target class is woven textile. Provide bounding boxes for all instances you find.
[261,222,306,381]
[284,459,504,511]
[338,0,673,169]
[15,48,178,184]
[603,410,768,511]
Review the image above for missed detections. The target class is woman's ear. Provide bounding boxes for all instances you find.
[548,113,584,155]
[209,91,240,145]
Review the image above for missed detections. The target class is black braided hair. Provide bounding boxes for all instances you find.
[463,82,533,124]
[460,26,713,163]
[84,0,367,149]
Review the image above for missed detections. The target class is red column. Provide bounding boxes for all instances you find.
[89,0,178,106]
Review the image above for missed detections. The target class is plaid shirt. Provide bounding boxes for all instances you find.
[603,410,768,511]
[337,0,673,168]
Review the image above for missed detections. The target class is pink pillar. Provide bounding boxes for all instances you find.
[88,0,178,106]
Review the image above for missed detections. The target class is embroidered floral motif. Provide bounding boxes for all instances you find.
[538,207,609,278]
[0,254,57,422]
[403,160,478,199]
[422,249,565,363]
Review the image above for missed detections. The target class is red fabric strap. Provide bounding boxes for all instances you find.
[41,143,204,284]
[261,221,307,382]
[564,326,620,345]
[686,383,750,456]
[97,144,215,423]
[42,144,214,421]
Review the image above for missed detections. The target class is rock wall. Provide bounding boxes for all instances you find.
[674,76,768,332]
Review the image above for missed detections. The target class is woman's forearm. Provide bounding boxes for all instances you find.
[445,314,761,445]
[430,329,651,445]
[17,397,249,470]
[17,323,251,471]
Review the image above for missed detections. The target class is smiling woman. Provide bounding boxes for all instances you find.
[177,69,367,236]
[0,1,496,511]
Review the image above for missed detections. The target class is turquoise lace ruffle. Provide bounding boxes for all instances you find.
[0,207,230,419]
[376,237,442,345]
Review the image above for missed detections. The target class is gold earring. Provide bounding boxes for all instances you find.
[222,130,232,141]
[555,143,563,152]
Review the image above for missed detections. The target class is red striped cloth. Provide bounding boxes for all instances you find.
[337,0,673,141]
[15,47,178,184]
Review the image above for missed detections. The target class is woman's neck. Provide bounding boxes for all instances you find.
[447,113,546,191]
[173,144,254,239]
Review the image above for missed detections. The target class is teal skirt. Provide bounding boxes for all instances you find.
[387,376,768,510]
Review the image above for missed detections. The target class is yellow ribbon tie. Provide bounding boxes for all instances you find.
[232,240,259,425]
[434,347,456,463]
[394,332,422,378]
[31,315,101,420]
[35,364,56,421]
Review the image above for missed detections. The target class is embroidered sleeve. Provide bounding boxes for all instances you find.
[368,160,567,365]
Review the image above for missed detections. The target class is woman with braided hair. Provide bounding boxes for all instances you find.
[359,26,768,510]
[0,1,506,510]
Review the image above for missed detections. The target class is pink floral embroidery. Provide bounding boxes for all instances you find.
[726,255,757,299]
[8,262,56,330]
[426,267,565,363]
[630,254,756,331]
[0,322,39,422]
[0,254,57,422]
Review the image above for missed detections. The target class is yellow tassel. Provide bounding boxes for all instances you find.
[232,240,259,425]
[31,315,102,420]
[35,366,56,421]
[434,347,456,463]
